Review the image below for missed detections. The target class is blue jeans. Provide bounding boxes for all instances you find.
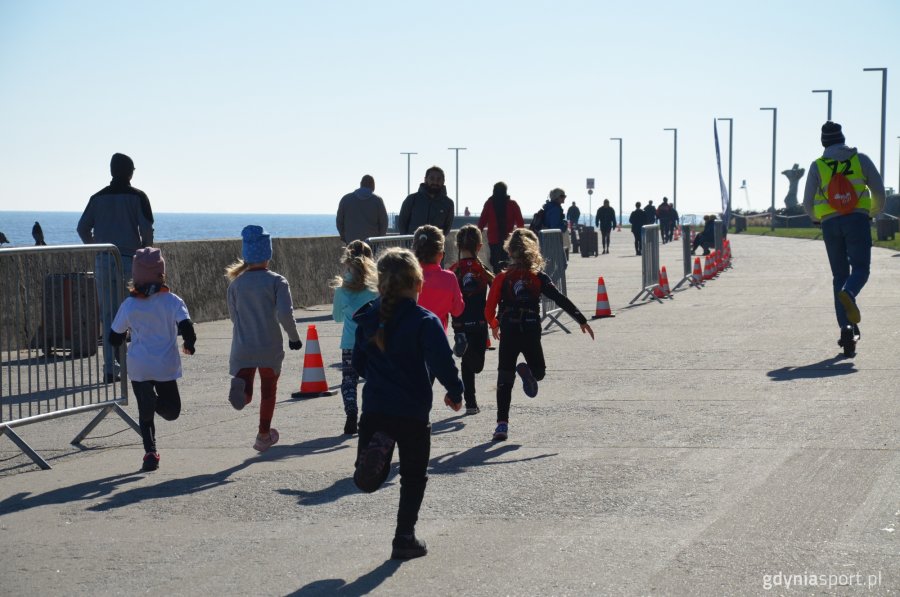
[96,252,131,375]
[822,212,871,328]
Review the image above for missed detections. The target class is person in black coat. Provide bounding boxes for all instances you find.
[628,202,645,256]
[595,199,616,254]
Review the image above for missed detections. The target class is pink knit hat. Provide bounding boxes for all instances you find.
[132,247,165,286]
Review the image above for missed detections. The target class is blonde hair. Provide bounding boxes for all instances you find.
[412,225,444,264]
[225,259,252,280]
[373,248,423,352]
[455,224,494,282]
[504,228,544,273]
[331,240,377,292]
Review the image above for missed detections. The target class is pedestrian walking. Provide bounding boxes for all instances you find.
[336,175,388,244]
[595,199,616,254]
[477,181,525,273]
[629,202,645,255]
[397,167,455,235]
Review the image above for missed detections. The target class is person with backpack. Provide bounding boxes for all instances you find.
[802,121,885,354]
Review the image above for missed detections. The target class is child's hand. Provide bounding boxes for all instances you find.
[580,322,595,340]
[181,343,195,355]
[444,394,462,412]
[491,326,500,341]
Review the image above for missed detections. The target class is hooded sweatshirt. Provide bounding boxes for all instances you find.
[352,297,464,421]
[397,183,455,235]
[77,179,154,257]
[802,144,885,221]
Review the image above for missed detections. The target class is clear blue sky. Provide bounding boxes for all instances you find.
[1,1,897,218]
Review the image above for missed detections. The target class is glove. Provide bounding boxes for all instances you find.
[289,339,302,351]
[444,394,462,412]
[452,332,468,358]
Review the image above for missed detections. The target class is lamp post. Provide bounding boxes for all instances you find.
[897,136,899,193]
[400,152,417,196]
[760,107,777,231]
[812,89,833,120]
[663,128,677,211]
[610,137,622,226]
[863,67,887,179]
[448,147,467,216]
[716,118,734,220]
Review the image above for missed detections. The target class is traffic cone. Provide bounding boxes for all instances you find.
[703,254,715,280]
[292,325,337,398]
[713,249,723,274]
[592,276,614,319]
[653,266,671,298]
[691,257,704,286]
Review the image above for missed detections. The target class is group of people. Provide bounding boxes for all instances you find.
[627,197,680,255]
[74,116,885,559]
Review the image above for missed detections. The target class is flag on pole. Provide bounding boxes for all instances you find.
[714,119,730,229]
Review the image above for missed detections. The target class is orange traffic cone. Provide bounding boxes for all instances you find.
[592,276,614,319]
[691,257,704,286]
[653,266,671,298]
[292,325,337,398]
[703,254,715,280]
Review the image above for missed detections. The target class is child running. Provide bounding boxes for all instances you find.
[226,225,302,452]
[485,228,594,442]
[351,248,464,560]
[412,225,464,336]
[109,247,196,472]
[331,240,378,435]
[448,224,495,415]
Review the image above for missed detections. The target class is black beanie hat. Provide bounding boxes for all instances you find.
[821,121,845,148]
[110,153,135,178]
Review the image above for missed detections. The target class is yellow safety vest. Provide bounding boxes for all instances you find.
[813,153,871,219]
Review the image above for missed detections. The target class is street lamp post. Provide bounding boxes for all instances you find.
[760,107,777,231]
[610,137,622,226]
[716,118,734,220]
[812,89,833,120]
[863,67,888,179]
[400,152,417,197]
[897,136,900,193]
[663,128,677,211]
[448,147,467,216]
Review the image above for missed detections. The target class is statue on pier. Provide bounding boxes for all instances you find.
[781,163,805,211]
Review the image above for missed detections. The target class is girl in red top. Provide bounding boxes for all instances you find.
[485,228,594,441]
[449,224,495,414]
[413,225,464,332]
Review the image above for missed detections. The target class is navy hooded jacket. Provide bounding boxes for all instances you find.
[352,297,464,422]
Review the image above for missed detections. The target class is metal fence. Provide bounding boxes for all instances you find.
[630,225,662,304]
[673,224,695,291]
[0,244,139,470]
[537,229,570,332]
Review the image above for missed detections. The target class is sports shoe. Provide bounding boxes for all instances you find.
[354,431,395,493]
[465,405,480,415]
[492,422,508,442]
[344,413,358,435]
[142,452,160,471]
[516,363,538,398]
[453,332,468,358]
[253,428,279,452]
[838,324,859,356]
[228,377,247,410]
[837,290,861,324]
[391,534,427,560]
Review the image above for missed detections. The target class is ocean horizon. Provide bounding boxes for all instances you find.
[0,211,345,247]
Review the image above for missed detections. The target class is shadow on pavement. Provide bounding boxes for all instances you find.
[767,356,856,381]
[0,472,144,516]
[287,559,402,596]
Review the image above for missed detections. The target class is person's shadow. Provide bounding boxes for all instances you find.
[287,559,402,595]
[0,472,144,516]
[767,356,856,381]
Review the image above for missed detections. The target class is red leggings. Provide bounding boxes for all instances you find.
[235,367,280,434]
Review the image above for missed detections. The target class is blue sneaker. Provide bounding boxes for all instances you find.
[492,422,508,442]
[516,363,538,398]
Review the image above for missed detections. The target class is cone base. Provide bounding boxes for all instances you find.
[291,389,338,398]
[591,313,615,319]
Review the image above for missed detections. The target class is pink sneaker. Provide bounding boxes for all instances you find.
[253,428,279,452]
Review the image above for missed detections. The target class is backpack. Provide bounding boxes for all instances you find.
[825,159,860,215]
[529,208,545,232]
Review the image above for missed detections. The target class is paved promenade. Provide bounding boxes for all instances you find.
[1,233,898,596]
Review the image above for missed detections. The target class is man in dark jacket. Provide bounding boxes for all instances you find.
[397,166,455,235]
[656,197,674,243]
[629,202,645,255]
[595,199,616,254]
[77,153,154,381]
[336,174,388,243]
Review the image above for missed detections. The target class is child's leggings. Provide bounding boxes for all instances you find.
[131,380,181,453]
[235,367,279,434]
[496,325,545,422]
[340,349,359,415]
[461,325,488,408]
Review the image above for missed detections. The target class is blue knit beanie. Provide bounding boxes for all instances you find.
[241,225,272,263]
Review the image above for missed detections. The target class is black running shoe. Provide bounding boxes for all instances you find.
[343,413,358,435]
[391,534,427,560]
[838,325,857,357]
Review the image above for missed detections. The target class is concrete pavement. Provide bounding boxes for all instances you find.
[1,232,898,596]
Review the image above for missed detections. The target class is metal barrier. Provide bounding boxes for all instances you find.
[366,234,415,258]
[0,244,139,470]
[630,225,662,304]
[537,229,569,333]
[673,224,695,290]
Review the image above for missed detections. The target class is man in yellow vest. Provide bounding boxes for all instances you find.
[802,121,885,353]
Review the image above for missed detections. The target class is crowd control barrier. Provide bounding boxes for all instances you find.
[673,224,695,291]
[630,225,662,304]
[366,234,415,258]
[367,230,491,266]
[0,245,140,470]
[537,229,570,333]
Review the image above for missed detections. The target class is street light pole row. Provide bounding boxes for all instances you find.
[401,149,467,215]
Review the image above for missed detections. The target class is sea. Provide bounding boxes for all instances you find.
[0,211,344,247]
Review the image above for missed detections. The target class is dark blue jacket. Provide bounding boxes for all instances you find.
[353,297,464,422]
[542,200,567,232]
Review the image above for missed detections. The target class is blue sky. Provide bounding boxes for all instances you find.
[1,0,897,218]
